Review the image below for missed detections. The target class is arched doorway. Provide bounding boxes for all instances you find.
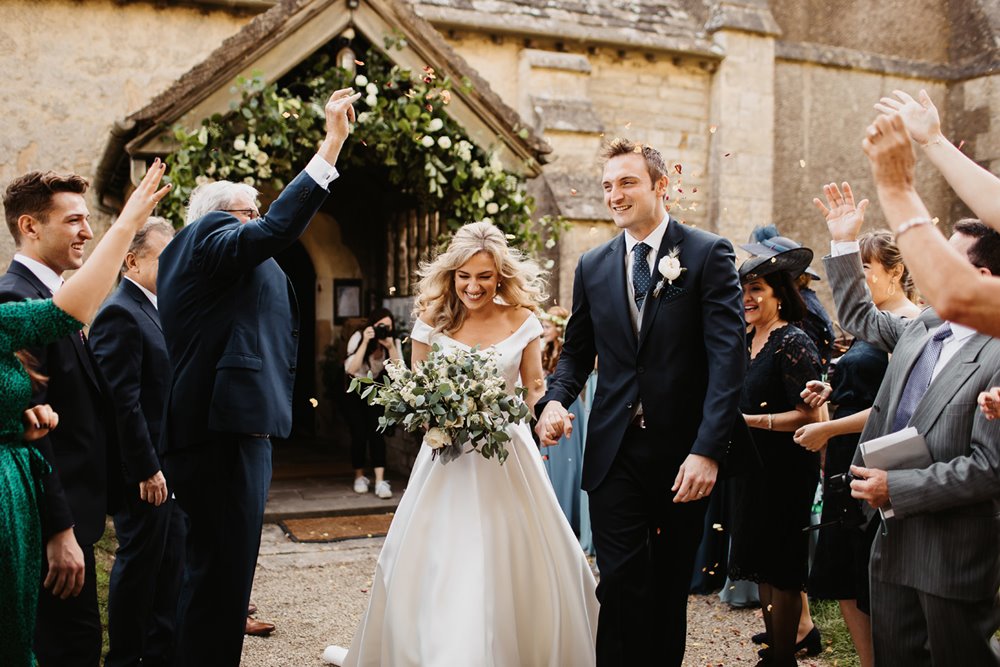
[274,241,317,438]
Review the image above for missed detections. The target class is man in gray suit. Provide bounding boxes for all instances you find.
[816,183,1000,665]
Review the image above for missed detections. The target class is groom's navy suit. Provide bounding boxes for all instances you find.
[158,168,330,666]
[540,217,746,666]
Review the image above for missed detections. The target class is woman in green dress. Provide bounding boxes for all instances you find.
[0,160,170,666]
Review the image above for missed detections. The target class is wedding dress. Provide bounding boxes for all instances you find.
[324,314,598,666]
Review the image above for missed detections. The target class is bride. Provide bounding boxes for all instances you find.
[323,222,598,666]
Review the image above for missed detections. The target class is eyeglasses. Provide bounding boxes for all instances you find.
[224,208,260,218]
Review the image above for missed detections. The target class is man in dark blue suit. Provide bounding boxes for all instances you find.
[536,139,747,666]
[157,88,360,666]
[89,217,185,667]
[0,171,124,666]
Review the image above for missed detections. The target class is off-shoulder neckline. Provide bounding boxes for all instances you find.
[415,312,537,349]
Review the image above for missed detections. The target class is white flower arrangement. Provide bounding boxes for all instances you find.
[652,247,686,298]
[348,344,531,464]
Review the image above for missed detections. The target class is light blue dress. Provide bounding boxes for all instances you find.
[542,372,596,555]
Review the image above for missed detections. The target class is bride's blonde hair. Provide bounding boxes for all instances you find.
[414,221,547,334]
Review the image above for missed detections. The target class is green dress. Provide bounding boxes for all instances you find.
[0,298,82,667]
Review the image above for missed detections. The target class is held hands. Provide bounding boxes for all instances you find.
[22,404,59,441]
[849,464,890,510]
[874,89,943,146]
[535,401,574,446]
[319,88,363,162]
[979,387,1000,420]
[44,528,86,599]
[139,471,169,506]
[118,158,171,233]
[813,182,868,242]
[672,453,717,503]
[862,114,917,196]
[800,380,832,409]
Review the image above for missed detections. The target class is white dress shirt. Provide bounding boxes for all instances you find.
[13,254,63,294]
[304,154,340,190]
[124,276,157,309]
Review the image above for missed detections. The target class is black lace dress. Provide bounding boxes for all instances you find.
[728,325,822,591]
[808,339,888,604]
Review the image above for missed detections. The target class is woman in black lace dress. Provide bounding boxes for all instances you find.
[728,247,823,667]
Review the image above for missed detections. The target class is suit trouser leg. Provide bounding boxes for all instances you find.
[169,437,271,667]
[870,576,930,666]
[106,494,176,667]
[920,589,1000,666]
[143,501,187,667]
[34,544,101,667]
[589,426,709,667]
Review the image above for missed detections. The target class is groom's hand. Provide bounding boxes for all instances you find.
[536,401,574,446]
[671,453,718,503]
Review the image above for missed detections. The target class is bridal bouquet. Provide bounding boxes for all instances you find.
[348,344,531,464]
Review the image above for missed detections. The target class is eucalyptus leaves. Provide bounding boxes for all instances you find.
[348,344,531,465]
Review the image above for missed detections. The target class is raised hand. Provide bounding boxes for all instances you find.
[118,158,171,233]
[319,88,363,163]
[800,380,832,409]
[874,89,942,146]
[813,182,868,242]
[863,114,917,196]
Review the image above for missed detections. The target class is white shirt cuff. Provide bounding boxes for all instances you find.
[831,240,860,257]
[305,154,339,190]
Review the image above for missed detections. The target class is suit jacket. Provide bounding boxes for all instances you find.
[89,279,170,487]
[157,170,328,450]
[0,261,123,545]
[539,218,748,491]
[826,251,1000,601]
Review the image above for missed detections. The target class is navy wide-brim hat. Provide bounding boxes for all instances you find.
[741,232,822,280]
[738,246,814,284]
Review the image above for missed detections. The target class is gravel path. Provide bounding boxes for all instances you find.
[241,525,832,666]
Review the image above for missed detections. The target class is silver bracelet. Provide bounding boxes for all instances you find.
[895,216,934,239]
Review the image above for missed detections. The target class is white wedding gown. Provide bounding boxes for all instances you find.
[324,314,598,666]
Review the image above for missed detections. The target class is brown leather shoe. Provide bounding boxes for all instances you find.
[245,617,275,636]
[247,602,258,616]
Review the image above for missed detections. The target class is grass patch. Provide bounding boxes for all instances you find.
[95,519,117,661]
[810,599,860,667]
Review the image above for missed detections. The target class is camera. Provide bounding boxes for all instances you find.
[374,324,392,340]
[804,472,865,532]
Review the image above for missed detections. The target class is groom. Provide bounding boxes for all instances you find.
[537,139,746,665]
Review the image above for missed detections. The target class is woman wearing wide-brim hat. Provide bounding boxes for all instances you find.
[727,245,825,667]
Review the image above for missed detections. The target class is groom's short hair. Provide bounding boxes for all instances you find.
[601,138,668,188]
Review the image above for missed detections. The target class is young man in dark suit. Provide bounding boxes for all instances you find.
[0,171,123,666]
[536,139,746,666]
[157,88,360,666]
[89,217,185,667]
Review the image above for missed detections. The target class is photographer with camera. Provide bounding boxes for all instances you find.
[344,308,403,499]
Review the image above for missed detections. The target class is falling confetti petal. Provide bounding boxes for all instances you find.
[674,164,683,174]
[799,159,806,168]
[625,121,632,129]
[309,398,319,408]
[570,188,578,195]
[957,140,966,151]
[709,125,718,134]
[724,152,732,158]
[354,59,365,66]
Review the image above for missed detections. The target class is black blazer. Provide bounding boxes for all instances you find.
[539,218,749,491]
[0,261,123,544]
[157,170,328,451]
[89,279,170,487]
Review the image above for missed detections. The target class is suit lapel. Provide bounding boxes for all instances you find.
[637,218,684,351]
[911,333,991,436]
[7,261,51,299]
[604,235,637,351]
[122,279,162,332]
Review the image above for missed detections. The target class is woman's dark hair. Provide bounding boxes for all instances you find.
[362,307,395,362]
[16,350,46,390]
[763,270,807,323]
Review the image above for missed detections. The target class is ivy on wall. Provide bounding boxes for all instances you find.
[161,37,563,255]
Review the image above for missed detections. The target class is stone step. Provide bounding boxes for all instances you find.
[264,476,403,522]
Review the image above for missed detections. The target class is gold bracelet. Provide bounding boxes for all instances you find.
[895,216,934,239]
[767,413,773,431]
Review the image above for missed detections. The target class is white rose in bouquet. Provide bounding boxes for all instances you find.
[425,427,452,450]
[427,117,444,132]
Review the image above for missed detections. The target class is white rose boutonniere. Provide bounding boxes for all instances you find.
[653,247,686,297]
[425,427,452,450]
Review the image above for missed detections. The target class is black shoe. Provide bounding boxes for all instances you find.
[752,631,769,645]
[757,626,823,658]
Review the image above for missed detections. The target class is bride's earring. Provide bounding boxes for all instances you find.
[888,281,897,296]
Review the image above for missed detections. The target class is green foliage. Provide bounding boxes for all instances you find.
[161,38,563,254]
[348,343,530,464]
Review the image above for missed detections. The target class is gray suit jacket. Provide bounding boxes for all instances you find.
[826,251,1000,601]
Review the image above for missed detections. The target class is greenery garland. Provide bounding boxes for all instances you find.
[161,37,563,255]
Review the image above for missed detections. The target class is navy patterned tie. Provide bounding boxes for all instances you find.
[891,322,953,432]
[632,242,652,311]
